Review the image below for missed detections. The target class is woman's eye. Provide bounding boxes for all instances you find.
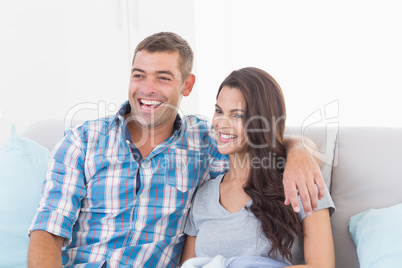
[233,114,243,118]
[214,109,222,114]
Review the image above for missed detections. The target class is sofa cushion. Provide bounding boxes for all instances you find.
[0,125,49,267]
[348,203,402,267]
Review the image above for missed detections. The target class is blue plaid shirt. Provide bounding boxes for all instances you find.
[29,101,229,267]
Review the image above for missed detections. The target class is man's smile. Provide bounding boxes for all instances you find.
[139,98,163,110]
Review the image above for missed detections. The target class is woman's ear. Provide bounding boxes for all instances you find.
[182,74,196,97]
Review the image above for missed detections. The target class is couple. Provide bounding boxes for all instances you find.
[28,32,334,267]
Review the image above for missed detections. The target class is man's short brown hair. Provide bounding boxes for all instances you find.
[133,32,194,83]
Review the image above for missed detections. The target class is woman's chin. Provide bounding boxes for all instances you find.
[217,146,233,156]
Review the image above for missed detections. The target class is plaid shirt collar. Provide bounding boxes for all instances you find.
[115,100,183,136]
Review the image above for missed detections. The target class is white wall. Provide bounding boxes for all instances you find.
[0,0,131,145]
[0,0,198,146]
[194,0,402,128]
[1,0,402,147]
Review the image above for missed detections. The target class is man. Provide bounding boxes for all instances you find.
[28,32,325,267]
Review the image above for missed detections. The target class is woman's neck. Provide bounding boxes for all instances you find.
[226,152,251,182]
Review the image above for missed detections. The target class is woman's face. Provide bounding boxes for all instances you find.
[212,86,248,156]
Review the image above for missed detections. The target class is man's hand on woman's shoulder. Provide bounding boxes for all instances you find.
[283,136,325,215]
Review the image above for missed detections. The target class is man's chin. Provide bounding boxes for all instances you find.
[126,110,174,130]
[126,111,155,124]
[137,121,156,128]
[135,118,164,129]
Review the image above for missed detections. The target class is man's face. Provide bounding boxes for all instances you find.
[128,50,187,129]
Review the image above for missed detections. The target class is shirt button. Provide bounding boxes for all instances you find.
[135,223,140,228]
[139,194,143,199]
[110,258,116,264]
[126,140,131,145]
[142,160,150,168]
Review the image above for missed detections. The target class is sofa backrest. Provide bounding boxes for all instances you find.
[330,127,402,268]
[287,126,402,268]
[22,119,84,151]
[23,121,338,188]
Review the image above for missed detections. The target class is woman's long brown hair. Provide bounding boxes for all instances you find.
[217,67,302,263]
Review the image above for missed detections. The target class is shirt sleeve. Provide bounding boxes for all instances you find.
[28,127,87,246]
[184,205,197,236]
[297,183,336,222]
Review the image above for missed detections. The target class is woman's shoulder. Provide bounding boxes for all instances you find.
[193,174,224,204]
[297,183,336,222]
[199,173,224,191]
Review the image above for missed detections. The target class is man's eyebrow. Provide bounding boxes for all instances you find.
[131,68,175,77]
[156,70,175,76]
[131,68,145,73]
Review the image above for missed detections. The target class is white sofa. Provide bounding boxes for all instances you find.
[9,121,402,267]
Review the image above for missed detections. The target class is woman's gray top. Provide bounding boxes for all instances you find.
[184,173,335,265]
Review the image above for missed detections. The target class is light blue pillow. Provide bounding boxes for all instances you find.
[0,125,49,268]
[348,203,402,268]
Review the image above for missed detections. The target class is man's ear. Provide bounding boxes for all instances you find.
[182,74,196,97]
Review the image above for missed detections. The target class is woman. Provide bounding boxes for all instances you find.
[180,67,335,267]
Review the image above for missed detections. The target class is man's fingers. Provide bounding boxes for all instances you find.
[298,184,313,216]
[283,165,325,215]
[283,180,300,212]
[314,171,326,200]
[290,198,301,213]
[307,180,319,212]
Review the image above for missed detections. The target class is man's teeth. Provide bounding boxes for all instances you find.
[221,133,236,139]
[141,99,162,106]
